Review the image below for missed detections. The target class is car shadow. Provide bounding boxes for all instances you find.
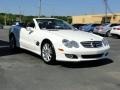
[0,40,9,46]
[0,40,22,57]
[13,49,113,68]
[20,49,42,59]
[59,59,113,68]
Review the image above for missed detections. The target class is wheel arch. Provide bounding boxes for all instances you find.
[9,33,15,40]
[40,38,57,64]
[40,39,54,50]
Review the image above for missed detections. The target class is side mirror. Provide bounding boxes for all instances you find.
[26,27,34,32]
[26,22,35,32]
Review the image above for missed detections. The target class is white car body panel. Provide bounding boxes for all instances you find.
[9,18,110,62]
[111,26,120,36]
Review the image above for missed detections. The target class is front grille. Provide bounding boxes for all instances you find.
[81,54,103,59]
[81,41,102,48]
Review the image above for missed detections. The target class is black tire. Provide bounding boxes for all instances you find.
[9,35,17,50]
[41,42,56,64]
[112,34,119,39]
[106,31,111,37]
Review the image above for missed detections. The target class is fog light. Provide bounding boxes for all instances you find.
[65,54,78,59]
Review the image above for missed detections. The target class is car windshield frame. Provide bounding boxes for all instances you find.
[36,19,74,30]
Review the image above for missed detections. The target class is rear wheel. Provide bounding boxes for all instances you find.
[41,42,56,64]
[112,34,120,39]
[9,35,17,50]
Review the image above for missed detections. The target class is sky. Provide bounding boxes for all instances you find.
[0,0,120,16]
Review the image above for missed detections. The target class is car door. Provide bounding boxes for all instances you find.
[25,23,40,53]
[20,26,31,49]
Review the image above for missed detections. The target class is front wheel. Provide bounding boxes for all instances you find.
[106,31,111,37]
[41,42,56,64]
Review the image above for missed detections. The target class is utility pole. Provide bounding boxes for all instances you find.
[4,14,7,26]
[38,0,42,18]
[19,1,22,22]
[19,9,22,22]
[103,0,108,23]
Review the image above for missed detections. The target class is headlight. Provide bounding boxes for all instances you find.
[62,39,79,48]
[102,38,109,46]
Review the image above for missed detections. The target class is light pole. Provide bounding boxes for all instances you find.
[4,14,7,26]
[38,0,42,18]
[18,0,22,22]
[19,6,22,22]
[103,0,108,23]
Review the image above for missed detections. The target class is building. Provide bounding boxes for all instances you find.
[72,13,120,24]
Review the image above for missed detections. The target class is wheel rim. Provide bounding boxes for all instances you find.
[10,37,15,49]
[42,43,53,62]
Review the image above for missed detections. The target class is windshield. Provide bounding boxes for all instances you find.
[36,19,74,30]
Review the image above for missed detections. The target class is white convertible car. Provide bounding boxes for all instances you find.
[9,18,110,64]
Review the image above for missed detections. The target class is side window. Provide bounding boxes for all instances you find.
[39,22,48,29]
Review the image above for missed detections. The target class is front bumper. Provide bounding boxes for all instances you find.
[111,30,120,36]
[56,47,110,62]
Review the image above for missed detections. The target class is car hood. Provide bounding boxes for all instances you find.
[49,30,103,41]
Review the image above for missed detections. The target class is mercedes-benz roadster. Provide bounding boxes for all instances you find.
[9,18,110,64]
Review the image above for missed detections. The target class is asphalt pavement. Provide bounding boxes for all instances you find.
[0,29,120,90]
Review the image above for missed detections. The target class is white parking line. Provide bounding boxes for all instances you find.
[0,46,9,48]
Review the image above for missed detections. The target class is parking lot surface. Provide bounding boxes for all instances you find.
[0,29,120,90]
